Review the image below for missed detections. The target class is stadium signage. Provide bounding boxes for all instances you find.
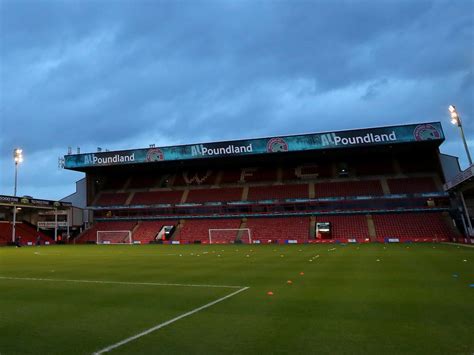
[332,131,397,146]
[64,122,444,169]
[191,144,253,156]
[83,153,136,165]
[0,195,71,207]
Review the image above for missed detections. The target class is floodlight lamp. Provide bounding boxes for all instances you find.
[13,148,23,164]
[448,105,456,113]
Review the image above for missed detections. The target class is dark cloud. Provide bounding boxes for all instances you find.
[0,0,473,199]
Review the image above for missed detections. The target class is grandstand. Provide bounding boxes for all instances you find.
[444,163,474,243]
[63,122,462,244]
[0,195,73,245]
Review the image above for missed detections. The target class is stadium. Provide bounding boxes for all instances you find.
[1,122,473,354]
[61,121,461,245]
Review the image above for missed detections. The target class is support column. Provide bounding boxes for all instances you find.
[460,191,473,239]
[309,216,316,239]
[11,205,16,243]
[380,178,390,195]
[309,182,315,199]
[241,186,249,201]
[67,210,70,240]
[276,167,283,184]
[54,209,58,242]
[180,189,189,204]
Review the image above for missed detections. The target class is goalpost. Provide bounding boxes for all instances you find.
[96,230,132,244]
[208,228,252,244]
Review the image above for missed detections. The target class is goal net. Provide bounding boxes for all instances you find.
[208,228,252,244]
[97,230,132,244]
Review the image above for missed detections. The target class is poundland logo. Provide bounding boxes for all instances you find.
[321,131,397,147]
[84,153,135,165]
[191,144,253,157]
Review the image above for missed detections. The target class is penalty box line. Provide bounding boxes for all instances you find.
[93,286,250,354]
[0,276,244,289]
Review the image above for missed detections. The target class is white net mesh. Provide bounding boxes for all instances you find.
[96,231,132,244]
[208,229,251,244]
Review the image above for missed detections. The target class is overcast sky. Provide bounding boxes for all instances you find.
[0,0,473,200]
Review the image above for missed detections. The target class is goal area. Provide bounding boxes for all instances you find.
[96,230,132,244]
[208,228,252,244]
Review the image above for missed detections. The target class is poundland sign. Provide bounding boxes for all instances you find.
[191,144,254,156]
[64,122,444,169]
[84,153,136,165]
[321,131,398,147]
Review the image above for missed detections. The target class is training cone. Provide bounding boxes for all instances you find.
[287,280,293,285]
[267,291,274,296]
[300,272,304,276]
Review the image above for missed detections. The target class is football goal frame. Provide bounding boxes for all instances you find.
[96,230,132,244]
[208,228,252,244]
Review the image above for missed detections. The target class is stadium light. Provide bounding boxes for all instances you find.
[13,148,23,196]
[448,105,472,166]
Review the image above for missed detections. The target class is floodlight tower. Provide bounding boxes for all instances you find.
[449,105,472,166]
[13,148,23,197]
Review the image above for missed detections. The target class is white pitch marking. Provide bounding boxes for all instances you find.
[0,276,243,289]
[93,286,250,354]
[442,242,474,249]
[33,252,62,256]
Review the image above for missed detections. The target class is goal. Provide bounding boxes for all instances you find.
[96,230,132,244]
[208,228,252,244]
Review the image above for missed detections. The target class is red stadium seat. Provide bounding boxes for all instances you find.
[133,220,178,243]
[95,192,129,206]
[314,215,369,241]
[186,188,243,203]
[178,219,241,243]
[246,217,310,243]
[130,191,183,205]
[76,221,136,243]
[247,184,309,201]
[0,222,53,245]
[314,180,383,197]
[387,177,439,194]
[373,212,455,241]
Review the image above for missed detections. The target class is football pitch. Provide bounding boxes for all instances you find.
[0,243,473,355]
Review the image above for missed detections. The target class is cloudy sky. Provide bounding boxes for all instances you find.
[0,0,473,200]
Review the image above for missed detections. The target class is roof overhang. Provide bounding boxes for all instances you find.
[444,164,474,192]
[64,122,445,172]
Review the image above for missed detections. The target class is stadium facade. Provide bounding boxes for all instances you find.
[0,195,74,245]
[57,121,471,245]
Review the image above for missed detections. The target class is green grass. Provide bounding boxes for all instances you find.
[0,243,473,355]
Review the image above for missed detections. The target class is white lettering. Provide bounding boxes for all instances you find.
[90,153,135,165]
[194,144,253,157]
[333,131,397,146]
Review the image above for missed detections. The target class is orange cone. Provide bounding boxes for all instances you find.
[287,280,293,285]
[267,291,274,296]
